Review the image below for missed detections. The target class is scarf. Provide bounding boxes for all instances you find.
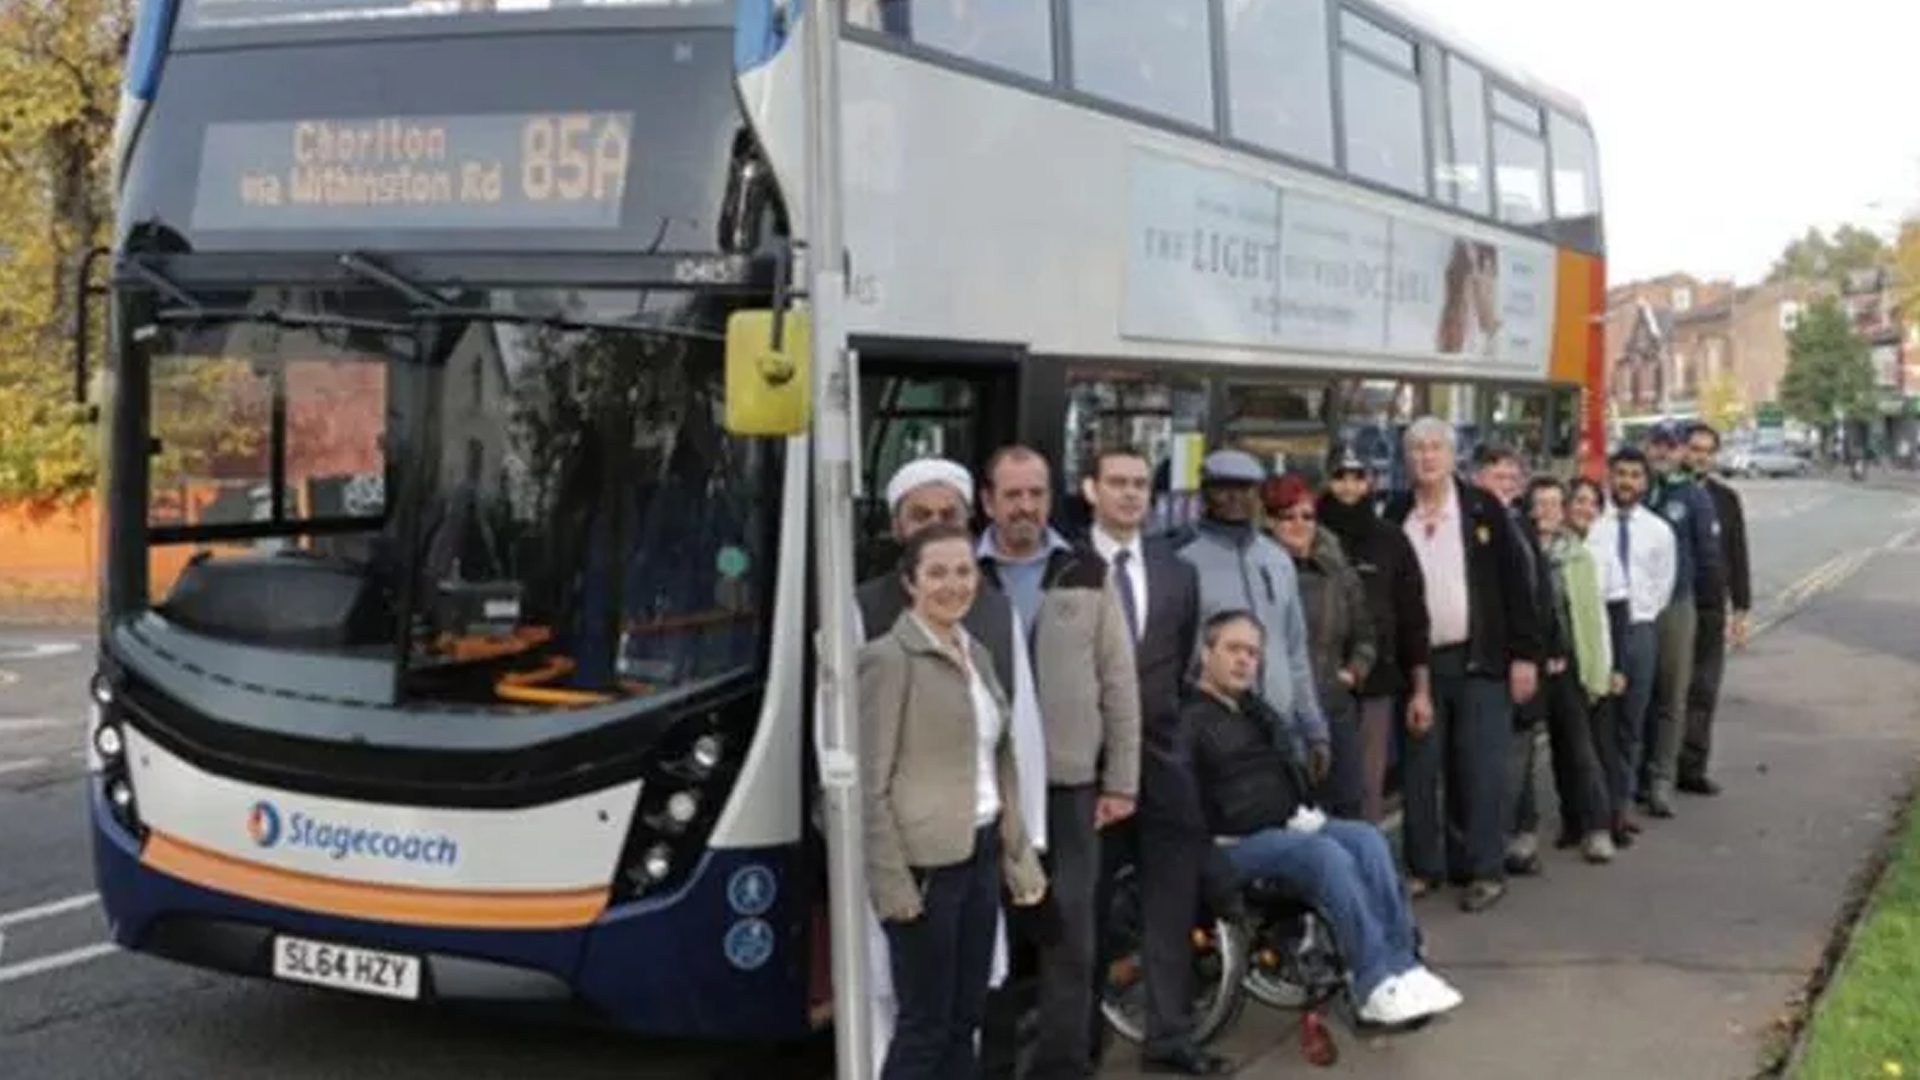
[1549,533,1610,701]
[1316,492,1376,552]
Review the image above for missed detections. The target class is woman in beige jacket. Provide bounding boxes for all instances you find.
[859,523,1047,1080]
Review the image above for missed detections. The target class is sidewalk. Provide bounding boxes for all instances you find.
[1106,539,1920,1079]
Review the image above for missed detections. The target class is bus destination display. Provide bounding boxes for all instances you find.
[190,112,634,232]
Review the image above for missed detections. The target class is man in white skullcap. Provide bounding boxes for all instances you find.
[852,457,1050,1075]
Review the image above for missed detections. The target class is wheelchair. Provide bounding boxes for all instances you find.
[1099,834,1429,1055]
[1097,841,1348,1048]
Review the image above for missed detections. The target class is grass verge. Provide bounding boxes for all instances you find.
[1790,778,1920,1079]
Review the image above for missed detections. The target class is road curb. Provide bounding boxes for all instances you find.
[1761,766,1920,1077]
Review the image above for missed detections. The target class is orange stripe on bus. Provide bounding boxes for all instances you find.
[1585,253,1609,478]
[1551,248,1597,387]
[141,831,611,930]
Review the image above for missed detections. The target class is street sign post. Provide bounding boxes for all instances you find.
[800,3,873,1079]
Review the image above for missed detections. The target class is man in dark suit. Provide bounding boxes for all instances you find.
[1079,446,1227,1076]
[1381,417,1542,914]
[1682,422,1751,795]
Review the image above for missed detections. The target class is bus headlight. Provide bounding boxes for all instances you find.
[612,707,751,903]
[90,673,115,707]
[642,844,673,882]
[666,790,699,826]
[109,779,135,813]
[689,734,724,776]
[94,724,124,760]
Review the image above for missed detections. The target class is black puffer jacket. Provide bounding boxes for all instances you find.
[1187,689,1318,837]
[1317,494,1429,699]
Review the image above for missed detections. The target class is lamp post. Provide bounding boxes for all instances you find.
[799,4,874,1080]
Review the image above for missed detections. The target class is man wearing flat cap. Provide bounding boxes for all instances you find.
[852,457,1050,1077]
[1176,449,1332,780]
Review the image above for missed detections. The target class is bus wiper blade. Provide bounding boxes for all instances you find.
[338,251,451,311]
[151,303,412,335]
[122,255,205,313]
[407,307,725,343]
[339,251,720,341]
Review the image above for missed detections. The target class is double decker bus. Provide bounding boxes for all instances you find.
[88,0,1604,1043]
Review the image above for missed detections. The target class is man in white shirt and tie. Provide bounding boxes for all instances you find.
[1598,447,1677,840]
[1079,446,1226,1076]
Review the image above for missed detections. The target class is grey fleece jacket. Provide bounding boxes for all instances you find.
[1177,519,1329,749]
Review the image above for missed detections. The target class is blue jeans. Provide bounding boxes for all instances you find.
[1222,819,1419,1002]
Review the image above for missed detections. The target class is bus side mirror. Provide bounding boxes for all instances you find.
[723,308,810,436]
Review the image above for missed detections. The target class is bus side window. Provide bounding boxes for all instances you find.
[852,0,1054,83]
[1061,372,1209,539]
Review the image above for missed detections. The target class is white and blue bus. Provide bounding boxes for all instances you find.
[88,0,1605,1042]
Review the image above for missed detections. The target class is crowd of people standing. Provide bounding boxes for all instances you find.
[852,414,1752,1079]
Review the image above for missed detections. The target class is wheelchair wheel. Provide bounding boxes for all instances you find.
[1098,864,1249,1047]
[1242,906,1344,1011]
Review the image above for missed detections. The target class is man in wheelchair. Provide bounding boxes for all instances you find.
[1188,610,1465,1028]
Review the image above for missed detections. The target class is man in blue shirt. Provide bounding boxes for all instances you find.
[1639,422,1722,817]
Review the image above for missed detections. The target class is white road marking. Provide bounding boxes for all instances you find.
[0,643,81,662]
[0,718,73,733]
[0,942,120,985]
[0,758,50,777]
[0,893,100,930]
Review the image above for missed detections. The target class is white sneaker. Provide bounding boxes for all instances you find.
[1358,975,1439,1026]
[1397,966,1464,1014]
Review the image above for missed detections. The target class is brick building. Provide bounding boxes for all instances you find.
[1605,272,1823,429]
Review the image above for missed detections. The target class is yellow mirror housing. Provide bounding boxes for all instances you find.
[723,308,811,436]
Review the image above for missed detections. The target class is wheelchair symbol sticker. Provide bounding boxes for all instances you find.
[724,918,775,971]
[727,864,777,917]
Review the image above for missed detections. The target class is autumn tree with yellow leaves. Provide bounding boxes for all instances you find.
[0,0,130,503]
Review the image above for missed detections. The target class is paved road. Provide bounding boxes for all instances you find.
[0,477,1910,1079]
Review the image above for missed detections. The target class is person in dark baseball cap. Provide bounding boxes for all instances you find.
[1316,438,1433,823]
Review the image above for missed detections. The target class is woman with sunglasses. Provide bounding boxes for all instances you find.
[1261,472,1377,819]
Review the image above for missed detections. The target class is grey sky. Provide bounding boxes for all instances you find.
[1419,0,1920,286]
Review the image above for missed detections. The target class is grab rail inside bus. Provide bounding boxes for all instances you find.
[484,608,755,707]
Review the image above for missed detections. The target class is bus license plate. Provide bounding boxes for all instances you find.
[272,935,422,1001]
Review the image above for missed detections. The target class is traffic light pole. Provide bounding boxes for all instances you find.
[801,3,873,1079]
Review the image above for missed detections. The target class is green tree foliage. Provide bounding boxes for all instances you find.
[1698,369,1746,432]
[1894,218,1920,333]
[1766,224,1890,289]
[1780,297,1876,429]
[0,0,130,503]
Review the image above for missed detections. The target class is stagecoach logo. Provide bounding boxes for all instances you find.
[248,801,284,848]
[241,800,459,867]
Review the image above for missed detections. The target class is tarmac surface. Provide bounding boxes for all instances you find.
[1,477,1916,1079]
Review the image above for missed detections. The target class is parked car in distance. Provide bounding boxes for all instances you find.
[1738,445,1812,478]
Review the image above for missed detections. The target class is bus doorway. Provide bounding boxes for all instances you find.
[801,347,1023,1028]
[853,352,1023,579]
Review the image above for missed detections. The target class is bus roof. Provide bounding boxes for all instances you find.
[1358,0,1591,124]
